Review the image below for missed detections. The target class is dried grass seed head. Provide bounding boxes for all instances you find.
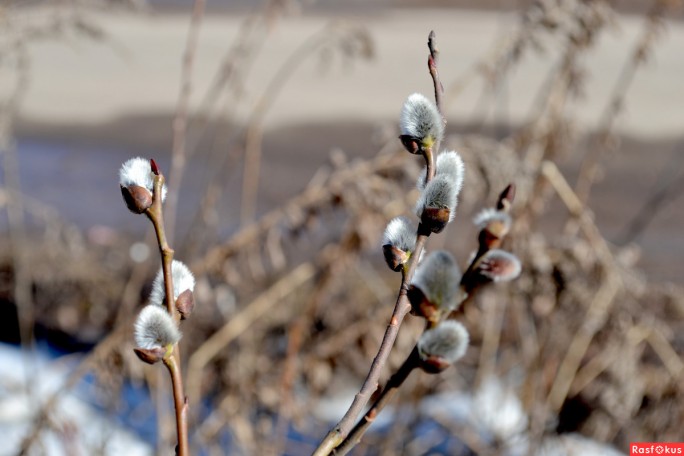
[149,260,196,307]
[418,320,469,371]
[134,305,181,349]
[410,250,462,316]
[400,93,444,151]
[119,157,167,202]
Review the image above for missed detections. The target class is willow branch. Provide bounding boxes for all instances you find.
[313,31,443,456]
[146,172,189,456]
[428,30,444,117]
[163,350,190,456]
[334,349,419,456]
[313,232,429,456]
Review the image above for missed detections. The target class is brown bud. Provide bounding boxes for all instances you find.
[496,183,516,212]
[479,232,496,252]
[472,249,521,285]
[121,184,152,214]
[418,354,451,374]
[408,285,441,324]
[175,289,195,320]
[133,346,166,365]
[478,219,509,250]
[382,244,410,272]
[421,207,451,234]
[399,135,422,154]
[487,217,510,240]
[417,320,469,373]
[150,158,160,176]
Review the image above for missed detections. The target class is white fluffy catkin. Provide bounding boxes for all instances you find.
[149,260,196,307]
[415,175,458,222]
[477,249,522,282]
[473,207,512,231]
[382,217,416,252]
[119,157,167,201]
[400,93,444,146]
[417,150,465,192]
[418,320,469,364]
[411,250,461,310]
[134,305,181,349]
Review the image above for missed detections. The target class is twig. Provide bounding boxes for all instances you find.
[146,171,189,456]
[333,349,420,456]
[186,0,288,158]
[540,160,623,413]
[0,40,34,399]
[428,31,444,118]
[312,234,428,456]
[163,353,189,455]
[570,325,649,396]
[313,31,444,456]
[240,23,369,225]
[617,143,684,244]
[165,0,206,244]
[475,296,504,387]
[647,328,684,381]
[541,161,613,264]
[574,1,667,205]
[17,325,129,456]
[272,244,354,454]
[194,151,405,277]
[186,262,316,406]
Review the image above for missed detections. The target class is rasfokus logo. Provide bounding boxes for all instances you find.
[631,443,684,455]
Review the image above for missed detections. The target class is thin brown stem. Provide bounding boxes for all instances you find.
[427,31,444,117]
[428,31,446,155]
[313,235,428,456]
[164,352,190,456]
[313,31,443,456]
[147,181,177,319]
[146,172,189,456]
[334,349,420,455]
[240,23,358,225]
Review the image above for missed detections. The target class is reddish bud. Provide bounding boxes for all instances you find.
[383,245,410,272]
[150,158,160,176]
[382,217,416,271]
[399,135,421,154]
[478,228,502,251]
[408,286,440,323]
[421,207,451,234]
[473,208,512,250]
[496,183,516,212]
[474,249,521,283]
[418,354,452,374]
[133,346,166,365]
[176,289,195,320]
[121,184,153,214]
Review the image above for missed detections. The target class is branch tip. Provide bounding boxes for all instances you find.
[150,158,160,175]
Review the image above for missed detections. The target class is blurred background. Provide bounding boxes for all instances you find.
[1,0,683,454]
